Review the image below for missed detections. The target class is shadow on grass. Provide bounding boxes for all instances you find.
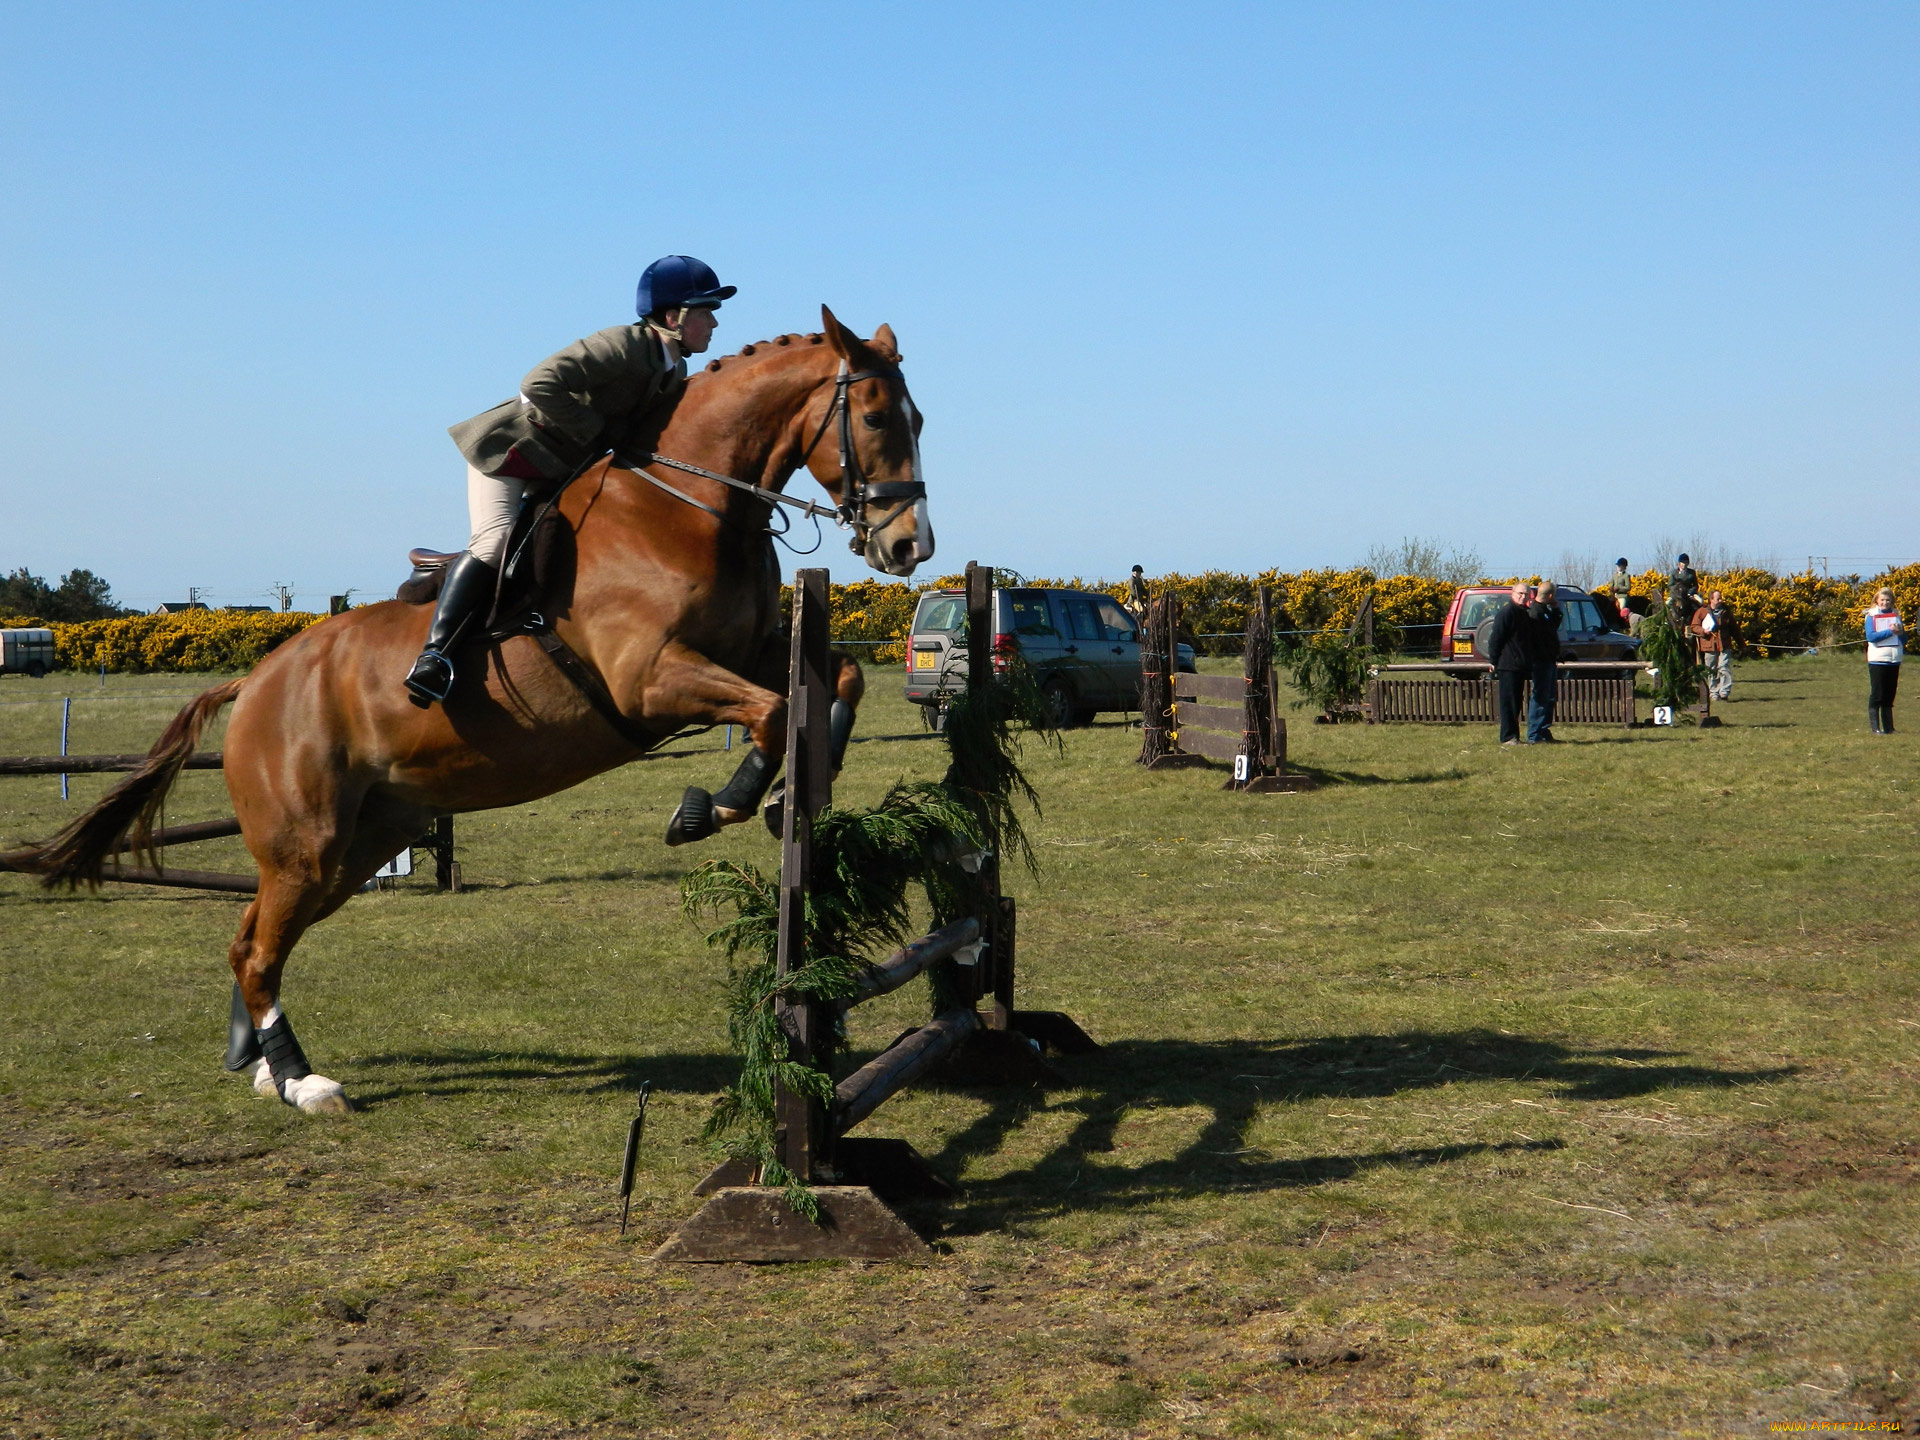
[920,1028,1797,1231]
[1289,764,1470,787]
[344,1047,736,1110]
[339,1028,1795,1232]
[486,869,690,890]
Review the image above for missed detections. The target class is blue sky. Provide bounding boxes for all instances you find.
[2,2,1915,610]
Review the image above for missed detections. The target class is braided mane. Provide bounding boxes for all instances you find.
[701,332,827,373]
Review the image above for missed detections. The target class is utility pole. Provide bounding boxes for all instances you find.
[188,586,202,609]
[271,582,294,612]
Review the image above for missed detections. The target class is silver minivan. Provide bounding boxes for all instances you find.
[903,586,1186,727]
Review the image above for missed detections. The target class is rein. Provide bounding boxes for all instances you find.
[496,358,927,747]
[620,360,927,547]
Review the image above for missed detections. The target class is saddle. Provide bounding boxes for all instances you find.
[392,497,648,746]
[395,499,571,632]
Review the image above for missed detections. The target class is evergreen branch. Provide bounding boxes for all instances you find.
[679,646,1054,1219]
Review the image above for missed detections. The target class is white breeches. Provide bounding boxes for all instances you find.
[467,464,531,567]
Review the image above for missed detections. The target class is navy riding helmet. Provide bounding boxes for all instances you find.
[636,255,736,317]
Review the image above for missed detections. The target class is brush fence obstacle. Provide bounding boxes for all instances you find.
[656,563,1095,1263]
[0,750,459,894]
[1138,587,1311,792]
[1363,663,1642,726]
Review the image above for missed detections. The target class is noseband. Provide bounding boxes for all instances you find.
[625,360,926,551]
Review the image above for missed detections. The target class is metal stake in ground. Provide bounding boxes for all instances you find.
[618,1080,652,1236]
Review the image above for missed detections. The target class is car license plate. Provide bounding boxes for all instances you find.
[1453,639,1474,656]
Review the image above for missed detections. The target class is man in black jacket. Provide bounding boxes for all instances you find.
[1481,582,1534,745]
[1526,581,1564,742]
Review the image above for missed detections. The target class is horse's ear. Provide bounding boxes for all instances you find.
[869,323,901,362]
[821,305,863,360]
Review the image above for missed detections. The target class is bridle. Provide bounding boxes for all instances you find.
[623,360,928,558]
[804,360,928,544]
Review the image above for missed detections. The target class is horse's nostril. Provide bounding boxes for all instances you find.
[890,536,915,564]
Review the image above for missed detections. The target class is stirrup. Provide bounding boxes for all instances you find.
[405,649,455,707]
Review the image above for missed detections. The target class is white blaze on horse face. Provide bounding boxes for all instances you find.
[902,392,934,566]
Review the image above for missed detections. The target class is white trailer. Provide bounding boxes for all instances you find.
[0,629,56,677]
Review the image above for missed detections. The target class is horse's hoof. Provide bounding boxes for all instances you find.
[251,1058,277,1098]
[284,1074,351,1115]
[762,780,786,839]
[665,787,717,846]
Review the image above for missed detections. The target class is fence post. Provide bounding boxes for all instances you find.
[60,697,71,802]
[774,568,833,1184]
[1137,594,1176,766]
[990,895,1016,1032]
[964,562,998,1011]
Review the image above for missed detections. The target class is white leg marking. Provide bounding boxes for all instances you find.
[284,1074,350,1115]
[252,1058,277,1098]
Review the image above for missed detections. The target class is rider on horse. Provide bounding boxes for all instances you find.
[404,255,736,706]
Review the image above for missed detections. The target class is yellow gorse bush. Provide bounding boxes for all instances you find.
[20,612,329,673]
[14,562,1916,673]
[1597,564,1920,654]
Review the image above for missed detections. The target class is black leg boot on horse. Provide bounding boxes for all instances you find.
[667,744,780,846]
[404,552,499,706]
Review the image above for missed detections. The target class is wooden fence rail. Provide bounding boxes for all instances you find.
[1364,663,1641,726]
[1,752,459,894]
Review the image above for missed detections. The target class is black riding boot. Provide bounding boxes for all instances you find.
[404,552,498,707]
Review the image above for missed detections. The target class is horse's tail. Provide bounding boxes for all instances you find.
[0,678,245,889]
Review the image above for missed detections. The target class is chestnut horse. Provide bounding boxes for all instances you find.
[3,307,932,1112]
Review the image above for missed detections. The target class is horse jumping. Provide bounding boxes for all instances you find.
[2,307,934,1113]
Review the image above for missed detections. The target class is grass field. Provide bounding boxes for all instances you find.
[1,654,1916,1438]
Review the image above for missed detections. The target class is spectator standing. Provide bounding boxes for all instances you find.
[1691,589,1737,701]
[1525,581,1563,743]
[1481,582,1534,746]
[1864,586,1905,734]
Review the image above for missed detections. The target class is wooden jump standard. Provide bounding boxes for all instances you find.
[1139,586,1312,792]
[656,563,1095,1263]
[0,753,460,894]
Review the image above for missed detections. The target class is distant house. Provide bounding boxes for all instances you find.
[153,602,209,615]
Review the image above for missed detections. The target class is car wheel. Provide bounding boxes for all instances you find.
[1042,677,1080,730]
[25,662,46,679]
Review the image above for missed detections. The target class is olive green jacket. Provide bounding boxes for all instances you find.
[449,324,687,481]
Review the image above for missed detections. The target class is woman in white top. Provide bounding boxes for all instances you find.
[1864,586,1904,734]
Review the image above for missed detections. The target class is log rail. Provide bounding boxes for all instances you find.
[1,751,459,893]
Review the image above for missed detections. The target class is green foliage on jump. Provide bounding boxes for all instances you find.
[1280,631,1374,722]
[679,655,1056,1216]
[1637,606,1708,720]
